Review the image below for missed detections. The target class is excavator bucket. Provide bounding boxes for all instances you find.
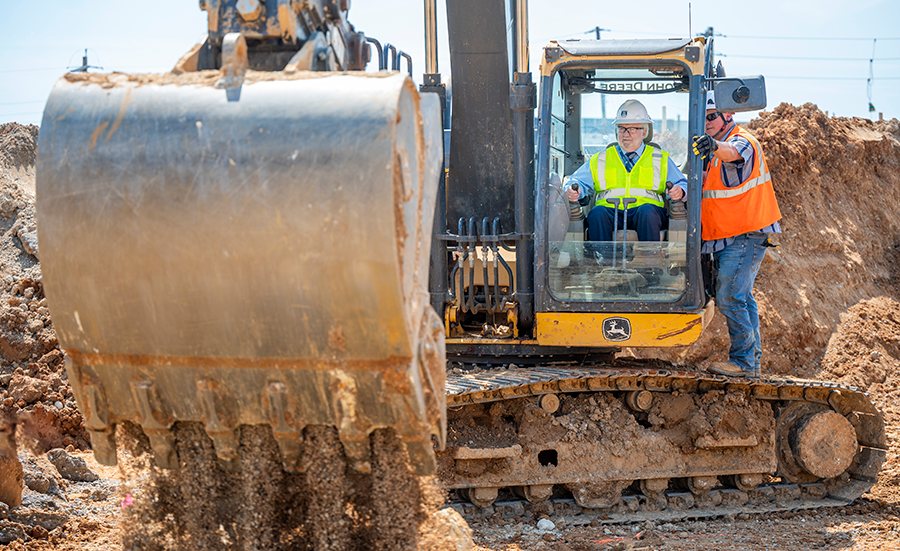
[36,71,446,475]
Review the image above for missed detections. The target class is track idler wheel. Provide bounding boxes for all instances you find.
[789,410,858,479]
[777,403,860,483]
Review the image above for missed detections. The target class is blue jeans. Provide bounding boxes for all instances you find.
[713,233,769,374]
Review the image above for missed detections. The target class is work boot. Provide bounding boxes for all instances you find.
[707,361,759,379]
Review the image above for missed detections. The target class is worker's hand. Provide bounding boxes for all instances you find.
[692,134,718,159]
[565,186,580,202]
[667,185,684,201]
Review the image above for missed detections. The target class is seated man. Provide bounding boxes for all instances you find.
[566,99,686,242]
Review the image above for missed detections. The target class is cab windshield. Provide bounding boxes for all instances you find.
[547,65,691,303]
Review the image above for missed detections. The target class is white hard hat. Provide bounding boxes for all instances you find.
[614,99,652,125]
[706,90,717,110]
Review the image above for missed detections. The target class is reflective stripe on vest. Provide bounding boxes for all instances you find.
[700,125,781,241]
[589,144,667,209]
[702,171,772,199]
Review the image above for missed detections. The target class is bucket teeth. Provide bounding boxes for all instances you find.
[82,384,110,432]
[197,380,240,470]
[131,380,179,469]
[267,382,304,472]
[89,427,117,466]
[82,383,118,466]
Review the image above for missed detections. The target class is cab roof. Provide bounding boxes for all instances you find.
[556,38,692,57]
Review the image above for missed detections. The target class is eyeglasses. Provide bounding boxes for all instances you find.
[617,126,644,135]
[706,112,722,122]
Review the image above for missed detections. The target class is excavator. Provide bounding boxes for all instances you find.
[35,0,886,543]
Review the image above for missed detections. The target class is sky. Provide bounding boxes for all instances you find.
[1,0,898,127]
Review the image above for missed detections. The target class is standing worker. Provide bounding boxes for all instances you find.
[693,91,782,379]
[567,99,687,242]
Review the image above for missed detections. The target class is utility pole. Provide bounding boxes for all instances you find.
[867,39,877,116]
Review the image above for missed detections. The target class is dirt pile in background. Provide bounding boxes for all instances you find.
[0,124,38,170]
[815,296,900,497]
[0,123,88,453]
[646,104,900,378]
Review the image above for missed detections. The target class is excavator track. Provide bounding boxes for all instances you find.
[439,363,887,525]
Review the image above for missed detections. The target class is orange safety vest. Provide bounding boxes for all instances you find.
[701,125,781,241]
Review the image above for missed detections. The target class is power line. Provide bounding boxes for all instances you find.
[767,76,900,80]
[559,28,900,45]
[867,39,877,112]
[0,111,44,117]
[577,28,900,41]
[0,100,44,107]
[718,34,900,41]
[720,53,900,62]
[0,68,64,74]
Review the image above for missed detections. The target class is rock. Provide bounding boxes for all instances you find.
[7,509,68,531]
[25,473,55,494]
[17,230,38,259]
[537,518,555,531]
[0,196,15,213]
[430,508,474,551]
[30,525,48,539]
[46,449,98,482]
[0,451,23,508]
[0,520,27,544]
[7,375,49,405]
[0,502,7,520]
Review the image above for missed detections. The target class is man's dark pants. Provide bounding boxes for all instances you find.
[587,204,668,242]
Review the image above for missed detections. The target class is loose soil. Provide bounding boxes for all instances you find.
[0,103,898,550]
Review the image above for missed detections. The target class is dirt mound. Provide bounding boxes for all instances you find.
[0,122,88,454]
[813,296,900,502]
[0,124,38,170]
[641,104,900,378]
[816,296,900,395]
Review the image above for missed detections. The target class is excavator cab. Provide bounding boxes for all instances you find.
[440,38,713,355]
[534,39,708,348]
[544,58,693,304]
[439,35,768,353]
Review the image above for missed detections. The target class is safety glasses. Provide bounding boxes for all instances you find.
[618,126,644,136]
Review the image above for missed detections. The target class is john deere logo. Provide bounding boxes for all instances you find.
[602,317,631,341]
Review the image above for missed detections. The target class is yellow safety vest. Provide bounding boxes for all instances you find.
[590,144,668,209]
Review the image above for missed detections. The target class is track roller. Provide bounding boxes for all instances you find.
[726,473,764,491]
[638,478,669,497]
[686,476,718,494]
[461,487,499,508]
[514,484,554,503]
